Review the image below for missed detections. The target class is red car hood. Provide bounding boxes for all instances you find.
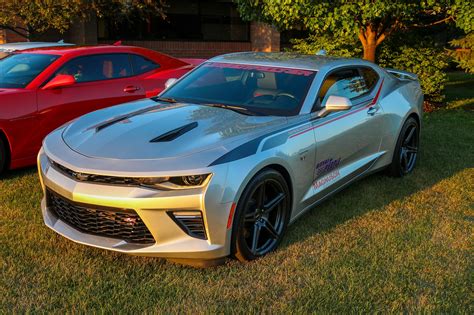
[0,88,27,95]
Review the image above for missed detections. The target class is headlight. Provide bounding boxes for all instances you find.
[138,174,211,190]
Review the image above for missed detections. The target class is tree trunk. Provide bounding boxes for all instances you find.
[363,42,377,62]
[358,25,383,63]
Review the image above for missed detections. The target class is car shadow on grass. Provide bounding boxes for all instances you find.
[0,166,37,181]
[279,109,473,250]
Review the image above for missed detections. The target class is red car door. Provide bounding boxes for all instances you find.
[36,53,145,148]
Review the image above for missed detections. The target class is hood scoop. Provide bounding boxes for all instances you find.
[150,122,198,142]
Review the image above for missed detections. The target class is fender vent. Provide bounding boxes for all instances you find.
[150,122,198,142]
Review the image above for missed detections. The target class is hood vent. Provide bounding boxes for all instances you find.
[150,122,198,142]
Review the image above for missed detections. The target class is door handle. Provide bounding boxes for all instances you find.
[123,86,140,93]
[367,106,379,116]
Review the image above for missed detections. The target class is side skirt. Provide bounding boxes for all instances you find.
[289,154,387,225]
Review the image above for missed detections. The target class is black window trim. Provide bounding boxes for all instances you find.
[311,65,380,112]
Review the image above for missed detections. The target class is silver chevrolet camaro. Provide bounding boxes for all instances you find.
[38,52,423,266]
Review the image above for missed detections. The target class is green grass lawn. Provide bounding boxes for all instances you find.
[1,73,473,313]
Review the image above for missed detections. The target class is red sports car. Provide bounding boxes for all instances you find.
[0,45,200,173]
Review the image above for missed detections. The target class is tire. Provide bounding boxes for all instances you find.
[0,136,7,175]
[231,169,291,262]
[387,117,419,177]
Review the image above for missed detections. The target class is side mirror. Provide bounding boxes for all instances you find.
[164,78,178,89]
[43,74,75,90]
[318,95,352,118]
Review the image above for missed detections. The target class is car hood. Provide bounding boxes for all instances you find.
[62,99,287,161]
[0,88,26,95]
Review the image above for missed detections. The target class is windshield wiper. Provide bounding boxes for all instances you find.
[201,103,261,116]
[152,96,179,103]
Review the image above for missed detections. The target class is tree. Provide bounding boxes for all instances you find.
[448,0,473,73]
[0,0,167,40]
[450,33,474,73]
[235,0,471,62]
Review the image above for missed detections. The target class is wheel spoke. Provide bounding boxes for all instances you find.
[405,145,418,154]
[401,150,408,167]
[404,127,415,145]
[251,223,262,254]
[261,217,279,239]
[245,211,257,223]
[263,192,285,214]
[257,182,266,208]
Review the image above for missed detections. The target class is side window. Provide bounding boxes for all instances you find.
[55,54,132,83]
[315,68,369,109]
[130,54,160,75]
[360,67,379,91]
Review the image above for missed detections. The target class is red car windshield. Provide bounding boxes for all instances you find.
[161,62,316,116]
[0,53,59,88]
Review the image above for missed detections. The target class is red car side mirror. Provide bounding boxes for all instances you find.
[43,74,76,90]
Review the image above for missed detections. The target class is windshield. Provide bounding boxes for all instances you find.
[0,53,59,88]
[161,62,316,116]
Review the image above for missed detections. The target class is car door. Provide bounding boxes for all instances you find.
[36,53,146,144]
[309,66,384,200]
[129,53,165,97]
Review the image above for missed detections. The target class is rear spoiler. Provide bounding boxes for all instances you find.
[179,58,206,67]
[385,68,418,81]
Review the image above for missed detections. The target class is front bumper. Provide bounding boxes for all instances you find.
[38,149,232,260]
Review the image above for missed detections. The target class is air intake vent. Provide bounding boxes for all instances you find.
[168,211,207,240]
[150,122,198,142]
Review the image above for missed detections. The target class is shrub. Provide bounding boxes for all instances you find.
[449,33,474,73]
[290,35,449,103]
[377,45,449,103]
[291,34,362,58]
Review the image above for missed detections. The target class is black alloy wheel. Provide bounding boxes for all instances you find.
[232,169,291,261]
[0,137,7,175]
[388,117,419,177]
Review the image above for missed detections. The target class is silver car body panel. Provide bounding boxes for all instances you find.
[0,41,74,52]
[38,52,423,260]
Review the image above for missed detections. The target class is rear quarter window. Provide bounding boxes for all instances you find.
[360,67,379,91]
[130,54,160,75]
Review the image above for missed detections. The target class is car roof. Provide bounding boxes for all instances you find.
[0,41,74,52]
[17,45,152,56]
[208,52,374,71]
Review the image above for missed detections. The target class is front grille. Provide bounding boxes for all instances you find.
[50,160,144,186]
[47,190,155,244]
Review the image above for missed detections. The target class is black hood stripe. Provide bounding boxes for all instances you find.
[93,105,160,132]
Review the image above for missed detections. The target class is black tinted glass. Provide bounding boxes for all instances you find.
[130,54,160,75]
[360,67,379,91]
[55,54,132,83]
[0,53,59,88]
[161,62,316,116]
[317,68,369,108]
